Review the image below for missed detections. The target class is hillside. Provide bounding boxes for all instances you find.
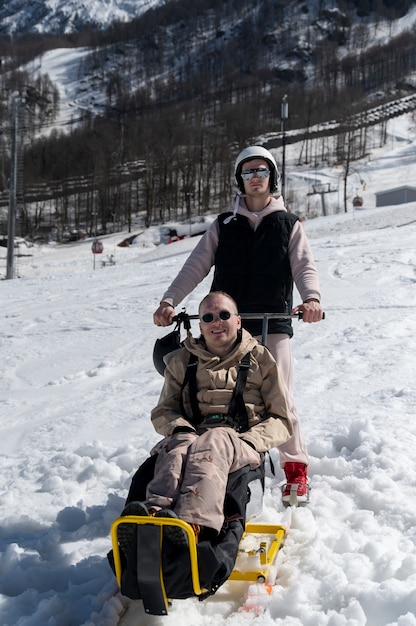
[1,0,416,242]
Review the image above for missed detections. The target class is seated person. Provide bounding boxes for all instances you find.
[120,291,292,547]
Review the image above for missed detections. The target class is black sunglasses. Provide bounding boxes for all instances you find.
[200,310,236,323]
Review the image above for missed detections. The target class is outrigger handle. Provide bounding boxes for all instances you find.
[172,310,325,347]
[174,310,193,331]
[172,310,325,323]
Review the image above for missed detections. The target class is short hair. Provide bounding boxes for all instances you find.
[198,291,239,315]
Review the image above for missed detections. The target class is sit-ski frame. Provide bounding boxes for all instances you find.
[111,311,312,614]
[110,514,286,615]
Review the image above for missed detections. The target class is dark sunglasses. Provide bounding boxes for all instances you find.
[200,310,236,323]
[241,167,270,180]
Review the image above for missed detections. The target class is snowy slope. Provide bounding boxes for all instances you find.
[1,113,416,625]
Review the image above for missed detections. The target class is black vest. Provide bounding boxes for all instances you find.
[211,211,298,336]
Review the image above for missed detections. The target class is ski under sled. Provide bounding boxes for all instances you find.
[110,512,286,616]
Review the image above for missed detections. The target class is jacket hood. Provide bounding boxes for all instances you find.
[223,195,287,227]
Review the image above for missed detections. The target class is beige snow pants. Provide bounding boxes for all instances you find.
[146,428,261,532]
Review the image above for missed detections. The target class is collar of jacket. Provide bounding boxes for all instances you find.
[183,328,257,368]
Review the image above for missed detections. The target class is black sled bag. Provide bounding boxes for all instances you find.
[107,454,264,600]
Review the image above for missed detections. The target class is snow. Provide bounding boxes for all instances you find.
[1,118,416,625]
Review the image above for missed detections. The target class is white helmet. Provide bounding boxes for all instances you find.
[234,146,280,194]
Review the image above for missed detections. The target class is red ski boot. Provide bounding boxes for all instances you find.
[282,462,309,506]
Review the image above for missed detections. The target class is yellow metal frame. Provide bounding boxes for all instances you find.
[228,522,286,583]
[111,517,286,599]
[111,515,205,597]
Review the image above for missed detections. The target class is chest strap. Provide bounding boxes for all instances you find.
[180,352,251,433]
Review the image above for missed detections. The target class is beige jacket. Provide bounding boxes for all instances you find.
[151,329,292,453]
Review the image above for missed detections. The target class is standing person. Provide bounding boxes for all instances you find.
[124,291,292,543]
[153,146,323,505]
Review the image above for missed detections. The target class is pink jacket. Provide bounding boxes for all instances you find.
[161,196,321,307]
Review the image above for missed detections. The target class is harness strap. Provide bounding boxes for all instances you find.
[180,351,251,433]
[227,352,250,433]
[180,353,202,423]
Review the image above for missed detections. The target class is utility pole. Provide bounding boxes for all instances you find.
[6,93,24,280]
[280,94,288,202]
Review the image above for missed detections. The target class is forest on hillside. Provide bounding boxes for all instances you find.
[0,0,416,240]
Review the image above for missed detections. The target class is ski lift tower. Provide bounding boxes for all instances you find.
[307,182,337,216]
